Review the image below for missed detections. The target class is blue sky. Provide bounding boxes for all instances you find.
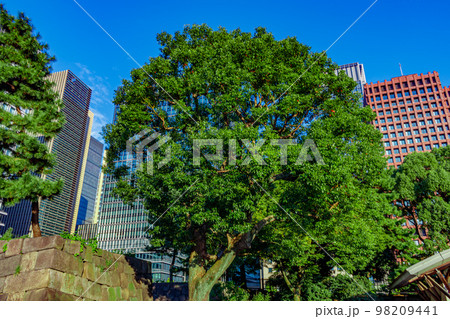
[4,0,450,142]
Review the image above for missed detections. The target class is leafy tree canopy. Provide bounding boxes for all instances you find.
[104,24,395,300]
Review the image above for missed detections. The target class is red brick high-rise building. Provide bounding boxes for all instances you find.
[364,71,450,167]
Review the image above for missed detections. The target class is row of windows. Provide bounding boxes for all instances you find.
[378,109,444,117]
[383,135,447,143]
[368,78,438,94]
[386,143,446,159]
[376,117,447,125]
[371,90,441,102]
[380,126,448,134]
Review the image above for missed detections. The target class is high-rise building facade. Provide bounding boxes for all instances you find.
[0,70,92,236]
[364,71,450,167]
[76,135,104,226]
[96,104,186,282]
[338,62,366,102]
[39,70,92,235]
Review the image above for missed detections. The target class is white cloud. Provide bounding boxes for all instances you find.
[74,63,113,142]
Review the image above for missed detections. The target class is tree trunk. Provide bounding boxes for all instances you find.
[189,250,237,301]
[31,200,42,237]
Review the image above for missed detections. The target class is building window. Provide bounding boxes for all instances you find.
[419,121,425,126]
[405,130,412,135]
[424,136,430,142]
[425,144,431,150]
[434,144,439,148]
[388,158,393,163]
[388,117,393,122]
[407,138,413,144]
[412,89,417,95]
[431,135,437,141]
[417,146,423,151]
[386,150,392,155]
[398,131,404,137]
[383,134,389,139]
[392,140,398,146]
[394,148,400,154]
[390,133,396,138]
[409,146,415,152]
[389,125,395,130]
[413,130,419,135]
[421,128,428,134]
[381,126,387,131]
[401,148,407,153]
[384,141,390,147]
[400,139,406,145]
[396,157,402,163]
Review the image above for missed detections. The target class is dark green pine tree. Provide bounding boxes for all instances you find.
[0,5,65,237]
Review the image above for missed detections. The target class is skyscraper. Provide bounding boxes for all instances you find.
[338,62,366,103]
[0,70,92,236]
[364,71,450,167]
[96,104,186,282]
[76,134,104,227]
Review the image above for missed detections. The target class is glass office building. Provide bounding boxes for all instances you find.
[1,70,92,236]
[96,103,186,282]
[76,135,104,226]
[39,70,92,236]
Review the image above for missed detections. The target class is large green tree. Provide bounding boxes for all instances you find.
[389,146,450,257]
[104,24,390,300]
[0,5,64,237]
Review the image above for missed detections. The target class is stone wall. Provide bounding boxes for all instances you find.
[0,236,152,301]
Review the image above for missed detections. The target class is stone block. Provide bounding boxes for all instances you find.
[4,238,23,257]
[121,288,129,300]
[0,252,5,260]
[81,246,93,263]
[82,263,96,281]
[120,273,132,289]
[107,287,117,301]
[24,288,75,301]
[0,277,5,293]
[20,251,38,272]
[48,269,64,291]
[7,291,25,301]
[63,240,81,256]
[4,269,50,293]
[73,276,89,297]
[135,288,142,301]
[123,263,134,275]
[22,236,65,254]
[84,282,102,300]
[60,273,76,295]
[35,249,83,276]
[97,269,112,286]
[94,249,103,257]
[0,254,21,276]
[0,294,7,301]
[92,256,106,268]
[101,285,109,301]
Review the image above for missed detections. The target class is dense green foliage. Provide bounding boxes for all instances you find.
[389,147,450,257]
[103,24,408,300]
[0,5,65,236]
